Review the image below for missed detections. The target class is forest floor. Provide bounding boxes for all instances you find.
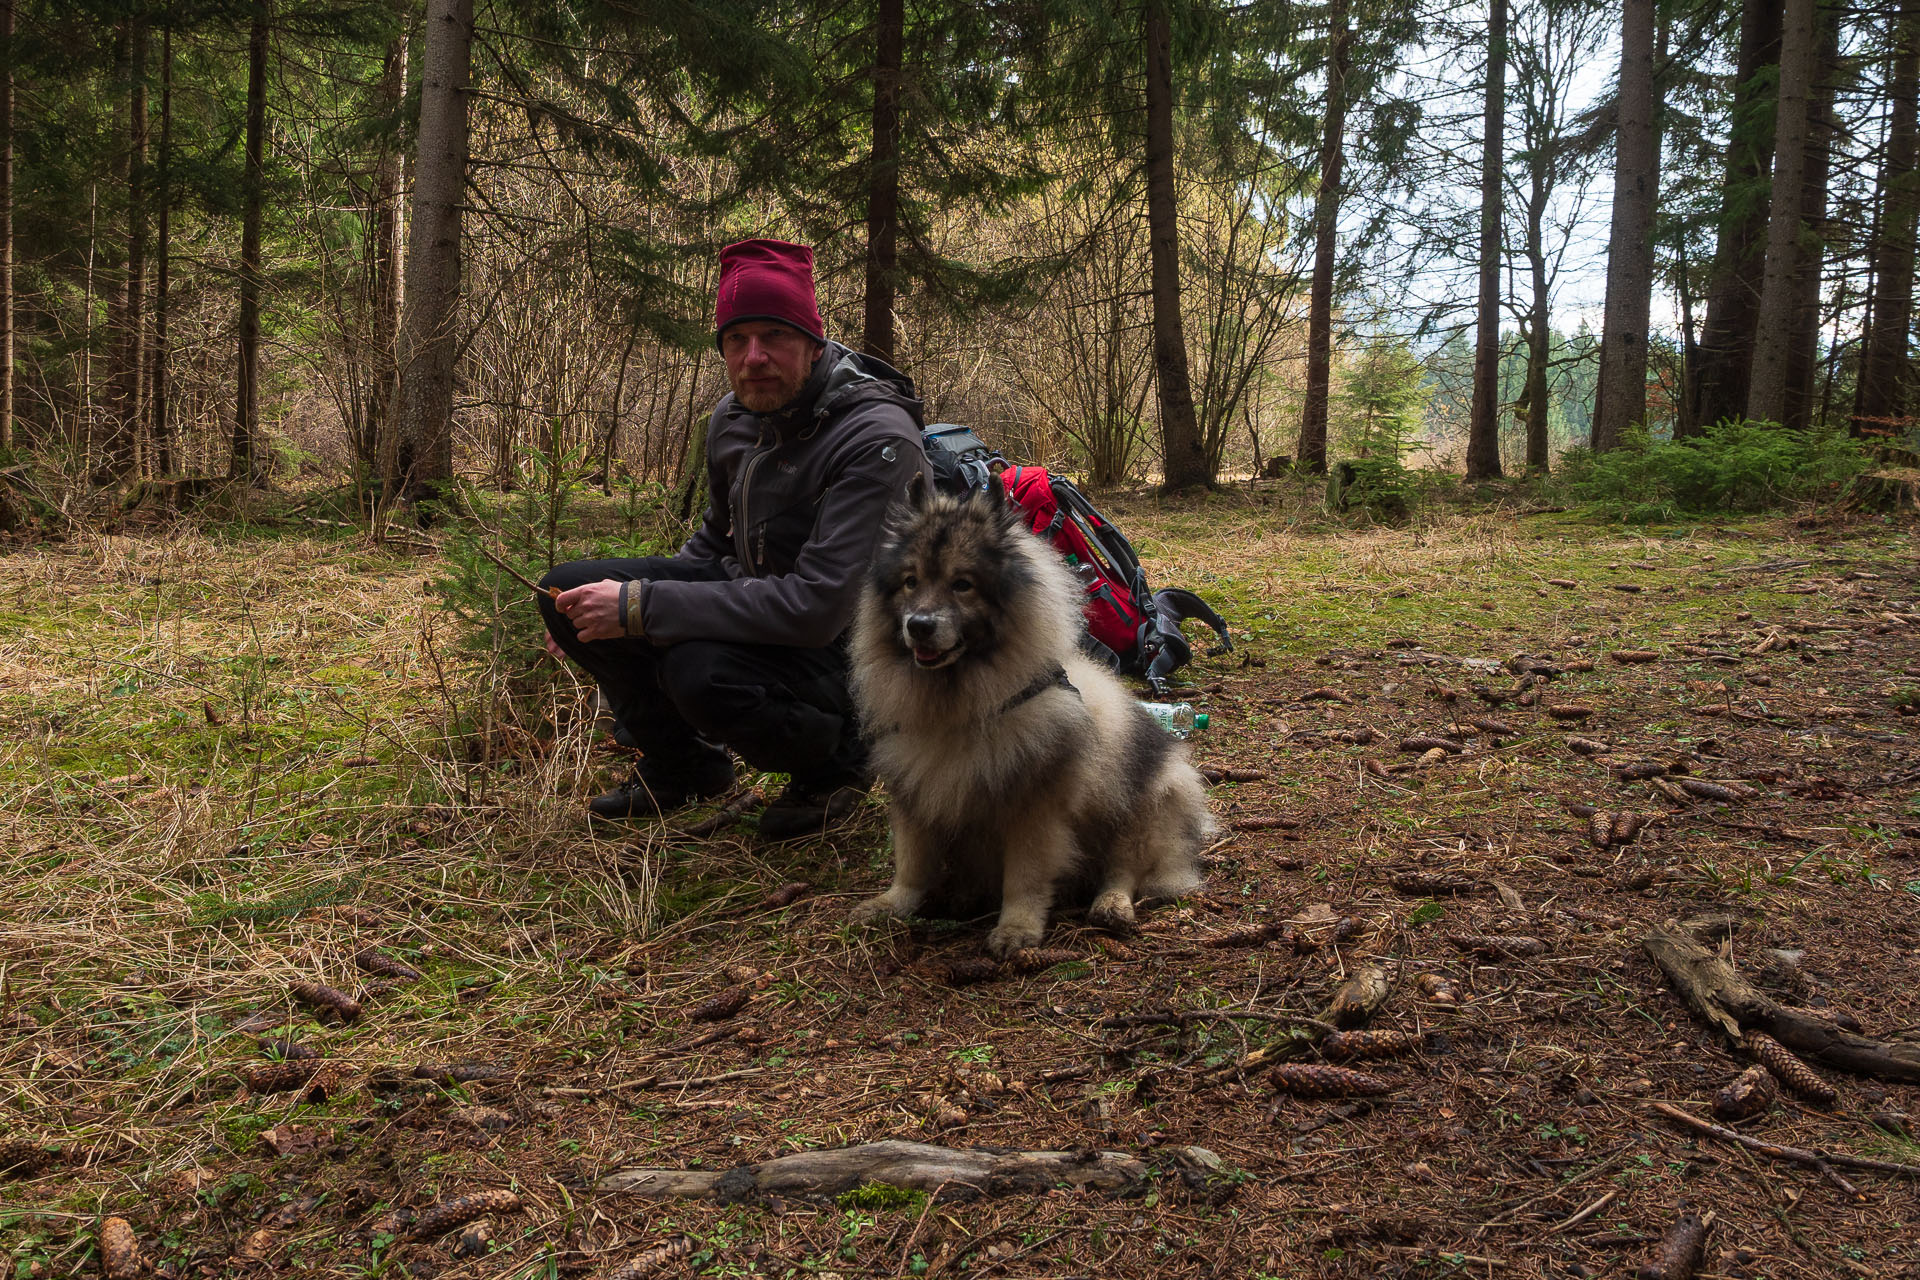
[3,488,1919,1280]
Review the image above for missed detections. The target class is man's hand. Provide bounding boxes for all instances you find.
[554,579,629,643]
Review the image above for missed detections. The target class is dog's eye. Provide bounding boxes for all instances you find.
[901,573,918,590]
[951,578,973,593]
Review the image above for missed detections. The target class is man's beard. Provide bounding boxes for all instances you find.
[735,367,813,414]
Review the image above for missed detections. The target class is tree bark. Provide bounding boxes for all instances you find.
[1854,1,1919,433]
[366,10,408,472]
[149,27,172,476]
[230,0,268,482]
[1782,3,1838,432]
[1465,0,1507,478]
[0,0,12,456]
[1296,0,1348,476]
[1593,0,1657,452]
[1686,0,1782,436]
[1143,0,1207,491]
[862,0,903,367]
[1747,0,1817,426]
[598,1141,1147,1200]
[390,0,474,508]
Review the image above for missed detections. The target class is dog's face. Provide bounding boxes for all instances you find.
[871,474,1029,671]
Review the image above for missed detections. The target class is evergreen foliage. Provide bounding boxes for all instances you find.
[1558,418,1870,520]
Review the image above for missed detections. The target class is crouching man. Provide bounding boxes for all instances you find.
[540,239,927,840]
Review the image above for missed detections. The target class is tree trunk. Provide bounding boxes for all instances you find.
[1686,0,1782,435]
[1465,0,1507,478]
[230,0,268,482]
[1143,0,1207,491]
[366,11,408,473]
[0,0,12,456]
[1593,0,1658,452]
[1854,1,1919,433]
[1782,3,1838,431]
[1296,0,1348,476]
[101,22,142,477]
[1524,235,1550,471]
[149,27,172,476]
[1747,0,1817,426]
[862,0,902,366]
[390,0,474,508]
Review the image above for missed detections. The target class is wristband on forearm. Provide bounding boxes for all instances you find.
[620,580,644,638]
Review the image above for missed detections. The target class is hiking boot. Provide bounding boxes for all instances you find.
[587,755,734,821]
[758,776,872,843]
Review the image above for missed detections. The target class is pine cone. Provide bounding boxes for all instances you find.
[1391,872,1480,896]
[1200,924,1280,949]
[1746,1032,1837,1106]
[759,882,811,909]
[260,1038,320,1061]
[0,1137,56,1176]
[1400,736,1467,754]
[1319,1030,1422,1061]
[1469,717,1515,736]
[1006,948,1088,972]
[100,1217,142,1280]
[1415,973,1459,1005]
[924,957,1004,986]
[412,1062,508,1085]
[1678,778,1743,803]
[597,1236,695,1280]
[1588,811,1616,848]
[1267,1063,1396,1098]
[408,1189,521,1241]
[1613,812,1647,844]
[1634,1210,1712,1280]
[1566,737,1611,755]
[1612,761,1668,780]
[688,985,751,1022]
[239,1059,324,1094]
[1545,704,1594,720]
[1449,934,1547,960]
[289,980,361,1024]
[1712,1065,1778,1121]
[354,949,423,982]
[1610,649,1661,664]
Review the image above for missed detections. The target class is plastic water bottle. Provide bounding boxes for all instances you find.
[1142,701,1207,738]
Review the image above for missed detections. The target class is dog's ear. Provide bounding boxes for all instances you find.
[983,468,1008,512]
[905,471,930,509]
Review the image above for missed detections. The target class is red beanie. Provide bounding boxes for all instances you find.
[714,239,826,347]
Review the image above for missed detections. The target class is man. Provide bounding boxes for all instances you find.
[539,239,927,840]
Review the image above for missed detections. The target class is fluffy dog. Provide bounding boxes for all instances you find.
[848,473,1212,957]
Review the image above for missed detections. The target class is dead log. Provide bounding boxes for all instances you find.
[1640,921,1920,1084]
[596,1140,1145,1202]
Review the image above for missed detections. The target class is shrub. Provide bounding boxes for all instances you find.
[1559,419,1869,519]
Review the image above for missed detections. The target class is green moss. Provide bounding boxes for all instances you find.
[835,1182,929,1213]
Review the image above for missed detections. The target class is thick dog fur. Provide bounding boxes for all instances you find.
[848,474,1211,957]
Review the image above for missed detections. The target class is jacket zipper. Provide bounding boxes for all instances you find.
[735,424,772,574]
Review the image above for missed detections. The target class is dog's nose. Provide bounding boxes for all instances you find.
[905,614,939,643]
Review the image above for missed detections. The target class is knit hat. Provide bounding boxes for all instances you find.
[714,239,826,348]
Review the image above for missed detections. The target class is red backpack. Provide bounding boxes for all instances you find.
[923,426,1231,692]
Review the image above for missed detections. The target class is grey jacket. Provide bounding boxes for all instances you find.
[635,342,928,649]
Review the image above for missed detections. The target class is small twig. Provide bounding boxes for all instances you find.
[1647,1102,1920,1190]
[544,1067,764,1098]
[1546,1188,1617,1235]
[1098,1010,1338,1032]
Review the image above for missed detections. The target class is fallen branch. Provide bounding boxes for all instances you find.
[1641,921,1920,1084]
[1647,1102,1920,1187]
[669,789,766,841]
[596,1140,1146,1201]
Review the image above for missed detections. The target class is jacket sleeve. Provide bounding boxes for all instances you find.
[640,429,926,648]
[671,404,735,566]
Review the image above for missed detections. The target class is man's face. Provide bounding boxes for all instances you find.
[721,321,823,414]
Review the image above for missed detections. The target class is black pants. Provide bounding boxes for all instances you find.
[537,556,865,786]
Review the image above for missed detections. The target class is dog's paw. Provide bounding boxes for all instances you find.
[985,921,1045,959]
[849,894,910,927]
[1087,891,1137,934]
